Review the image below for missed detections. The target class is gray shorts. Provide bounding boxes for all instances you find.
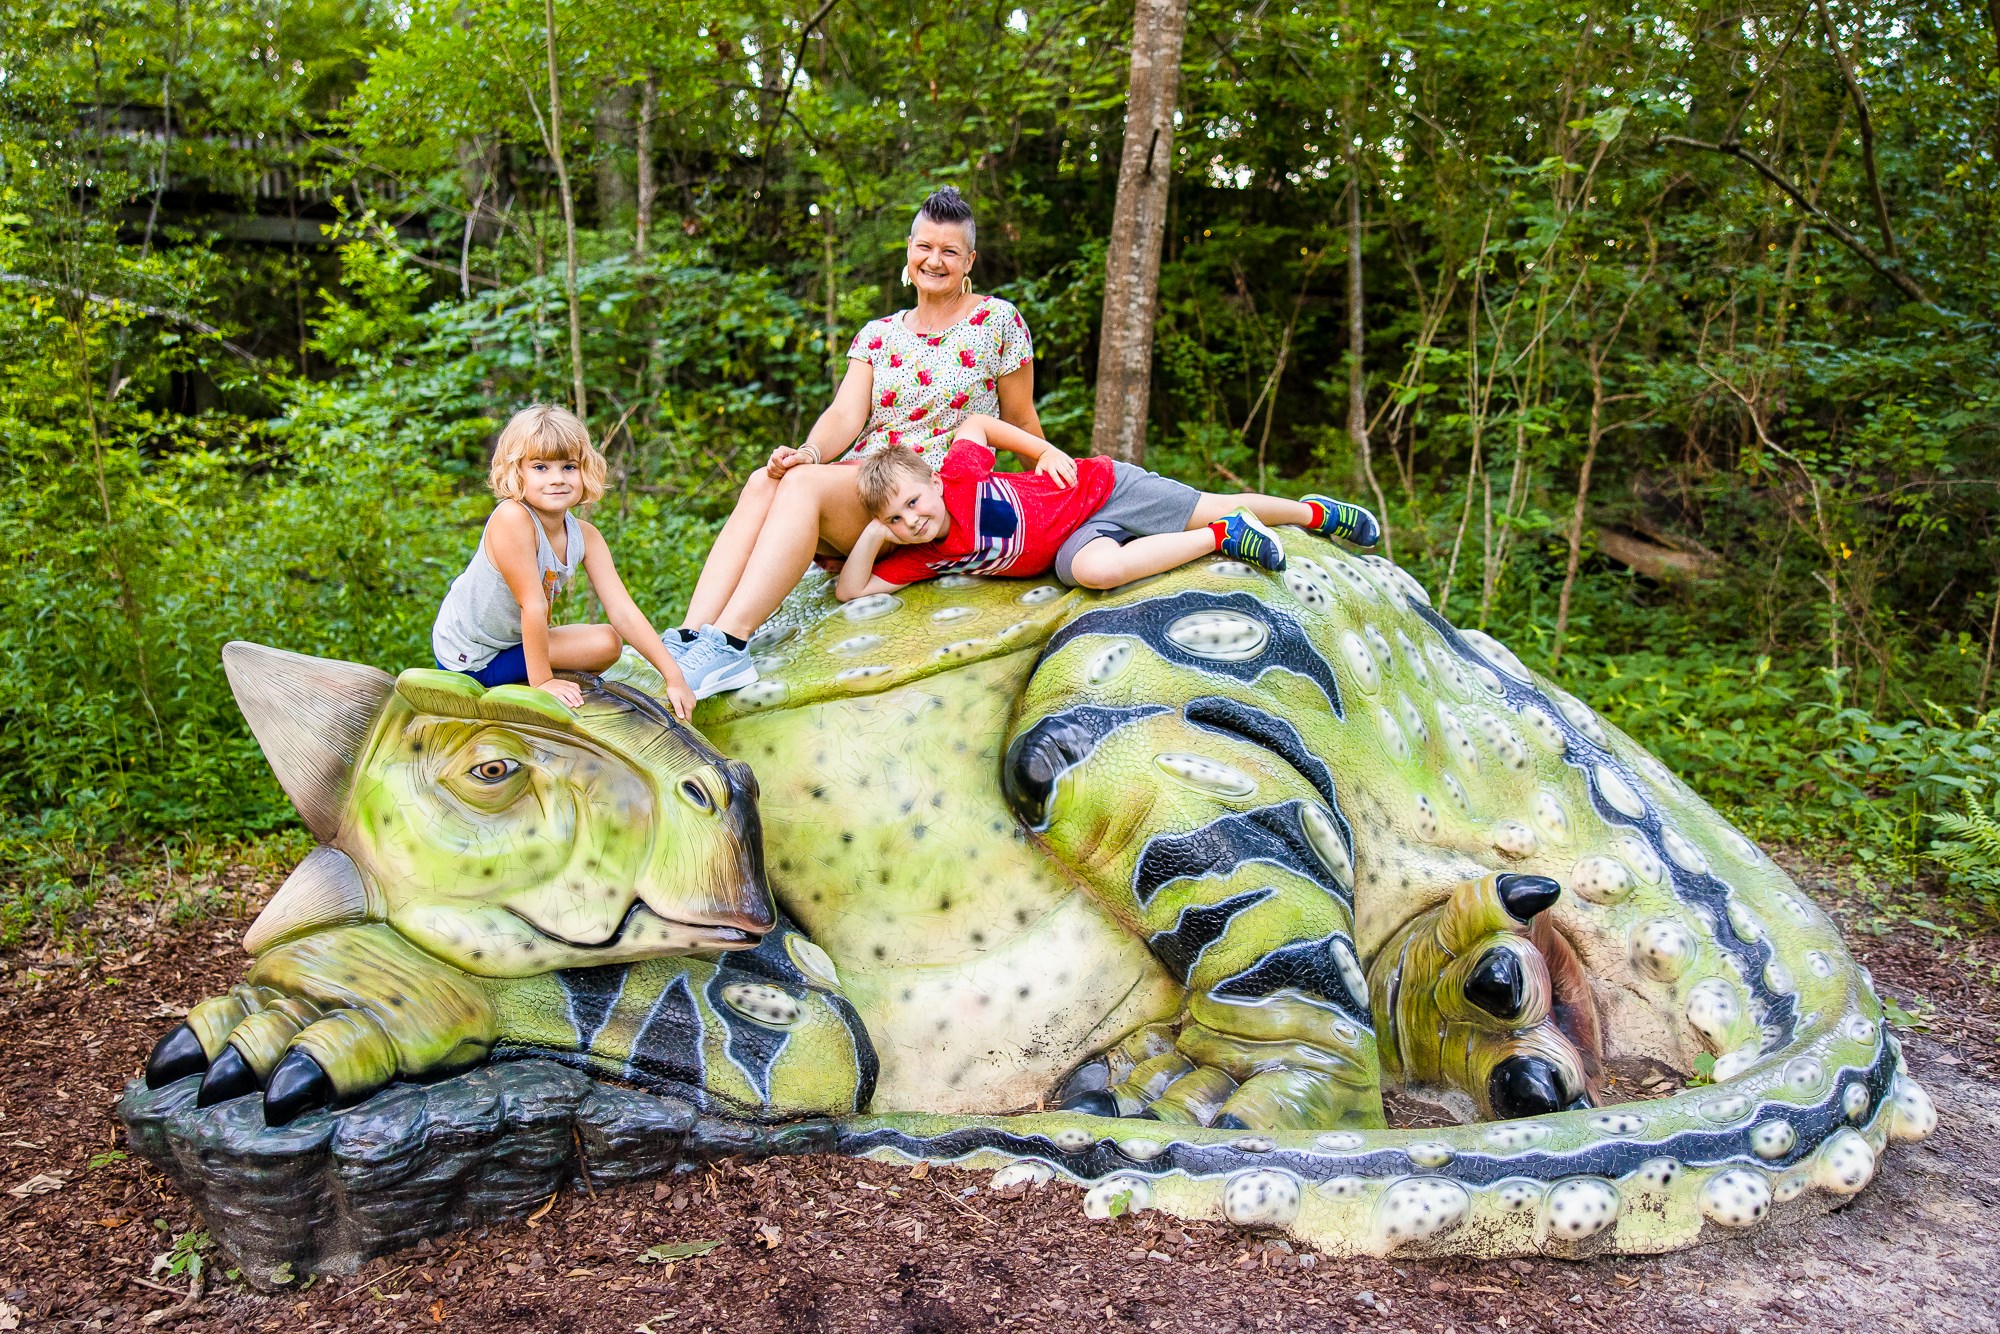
[1053,462,1202,586]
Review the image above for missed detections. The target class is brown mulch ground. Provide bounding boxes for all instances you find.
[2,861,1996,1333]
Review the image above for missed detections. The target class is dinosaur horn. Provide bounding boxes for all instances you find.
[242,846,372,955]
[222,641,394,842]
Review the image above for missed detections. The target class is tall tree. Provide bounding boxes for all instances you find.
[1090,0,1188,463]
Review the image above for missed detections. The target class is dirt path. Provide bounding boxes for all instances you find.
[2,873,1995,1333]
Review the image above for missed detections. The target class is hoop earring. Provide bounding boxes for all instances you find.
[900,265,913,289]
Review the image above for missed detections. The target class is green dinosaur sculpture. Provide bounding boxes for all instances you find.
[140,534,1936,1258]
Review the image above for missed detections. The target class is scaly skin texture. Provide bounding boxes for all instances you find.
[143,537,1937,1259]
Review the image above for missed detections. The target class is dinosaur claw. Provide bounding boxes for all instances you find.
[1495,873,1561,922]
[195,1045,260,1108]
[1465,947,1527,1021]
[1212,1113,1250,1130]
[263,1050,333,1127]
[1059,1089,1122,1118]
[145,1024,210,1089]
[1488,1054,1567,1119]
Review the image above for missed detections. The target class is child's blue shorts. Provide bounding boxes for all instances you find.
[436,643,528,687]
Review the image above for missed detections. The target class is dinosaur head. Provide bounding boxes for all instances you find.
[223,642,772,976]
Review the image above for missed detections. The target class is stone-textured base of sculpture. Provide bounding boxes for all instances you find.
[121,1061,831,1286]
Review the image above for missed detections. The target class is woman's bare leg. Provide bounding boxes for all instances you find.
[711,466,872,640]
[681,469,783,631]
[548,623,624,672]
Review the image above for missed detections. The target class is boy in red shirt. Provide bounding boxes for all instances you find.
[836,415,1379,600]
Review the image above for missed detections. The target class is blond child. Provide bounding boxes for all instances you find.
[432,405,696,719]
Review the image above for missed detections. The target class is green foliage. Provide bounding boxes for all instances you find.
[1927,794,2000,920]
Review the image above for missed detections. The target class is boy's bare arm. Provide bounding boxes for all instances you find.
[835,520,907,601]
[963,413,1077,488]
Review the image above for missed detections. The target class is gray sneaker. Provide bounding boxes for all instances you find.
[676,625,758,699]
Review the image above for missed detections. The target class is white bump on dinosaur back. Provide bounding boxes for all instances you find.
[1083,1175,1154,1219]
[1330,937,1369,1008]
[1546,1178,1622,1239]
[1087,642,1134,684]
[1699,1169,1771,1228]
[1495,1179,1544,1213]
[1341,632,1382,693]
[1300,803,1354,885]
[1750,1119,1796,1160]
[1723,827,1763,862]
[932,606,979,623]
[1230,1135,1276,1153]
[1807,950,1835,978]
[1484,1122,1552,1151]
[1469,662,1508,697]
[842,593,903,621]
[1725,899,1763,943]
[1052,1127,1094,1151]
[1843,1083,1872,1122]
[1589,1112,1647,1137]
[934,639,986,661]
[935,573,983,589]
[1763,960,1794,995]
[836,665,895,684]
[1632,1158,1681,1189]
[1223,1169,1303,1228]
[1570,856,1633,905]
[1367,556,1432,608]
[786,936,841,989]
[1018,584,1065,605]
[1473,712,1530,769]
[1492,821,1538,858]
[1686,979,1742,1049]
[1166,610,1270,661]
[1772,1169,1810,1203]
[1396,693,1430,743]
[1436,703,1479,771]
[1618,835,1666,884]
[1631,919,1697,981]
[1699,1092,1752,1125]
[1427,644,1473,697]
[1318,1176,1366,1199]
[1662,826,1710,875]
[1283,568,1331,610]
[1413,794,1441,841]
[1784,1056,1825,1095]
[751,653,789,674]
[1376,1178,1470,1244]
[1841,1014,1878,1045]
[1398,631,1431,684]
[734,680,789,709]
[1774,889,1817,924]
[1326,558,1381,601]
[1316,1131,1365,1153]
[1814,1129,1876,1195]
[1532,790,1571,843]
[1441,773,1473,816]
[1594,765,1647,820]
[1376,707,1411,762]
[1155,753,1258,799]
[1461,628,1533,682]
[988,1162,1055,1195]
[1365,624,1395,667]
[1516,704,1566,753]
[1119,1138,1164,1161]
[997,619,1037,639]
[1889,1077,1937,1142]
[1407,1141,1454,1168]
[1712,1048,1758,1080]
[1209,559,1256,578]
[747,624,796,651]
[1632,751,1675,787]
[720,982,801,1028]
[1555,692,1610,745]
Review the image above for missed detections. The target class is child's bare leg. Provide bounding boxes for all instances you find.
[681,469,783,630]
[548,623,624,673]
[1067,532,1217,589]
[1186,492,1315,529]
[711,466,872,640]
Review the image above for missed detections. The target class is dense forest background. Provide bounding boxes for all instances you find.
[3,0,1998,942]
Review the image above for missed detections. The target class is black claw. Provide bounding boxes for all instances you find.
[263,1050,333,1127]
[1059,1089,1122,1118]
[1465,947,1526,1021]
[1131,1106,1161,1120]
[1495,873,1561,922]
[1213,1112,1251,1130]
[145,1024,210,1089]
[1488,1054,1568,1119]
[195,1045,259,1108]
[1054,1060,1112,1106]
[1565,1090,1595,1111]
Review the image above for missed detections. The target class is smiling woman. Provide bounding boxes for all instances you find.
[662,187,1045,702]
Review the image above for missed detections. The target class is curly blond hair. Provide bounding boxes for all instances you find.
[488,404,606,505]
[857,446,936,515]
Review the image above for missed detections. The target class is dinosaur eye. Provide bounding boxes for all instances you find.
[470,758,521,784]
[679,779,713,812]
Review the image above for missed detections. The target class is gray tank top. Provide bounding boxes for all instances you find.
[432,501,585,671]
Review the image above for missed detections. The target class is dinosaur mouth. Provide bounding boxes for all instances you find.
[508,900,759,954]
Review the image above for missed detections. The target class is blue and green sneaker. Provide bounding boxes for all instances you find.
[1214,509,1288,572]
[1302,494,1382,548]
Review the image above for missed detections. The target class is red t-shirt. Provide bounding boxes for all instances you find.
[870,440,1118,586]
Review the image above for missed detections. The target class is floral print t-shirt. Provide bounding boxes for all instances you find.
[843,295,1033,466]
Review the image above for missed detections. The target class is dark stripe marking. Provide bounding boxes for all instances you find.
[558,964,630,1052]
[706,968,796,1104]
[1213,933,1370,1025]
[1185,696,1354,860]
[1148,888,1275,985]
[1004,703,1171,830]
[625,973,706,1090]
[1133,800,1349,908]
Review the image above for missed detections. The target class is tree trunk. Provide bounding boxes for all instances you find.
[1344,148,1389,558]
[634,75,657,259]
[594,81,635,232]
[1091,0,1189,463]
[543,0,588,420]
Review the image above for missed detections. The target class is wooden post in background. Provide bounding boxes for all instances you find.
[1090,0,1188,464]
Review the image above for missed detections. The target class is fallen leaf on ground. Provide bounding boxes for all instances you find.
[754,1221,782,1249]
[637,1239,721,1263]
[8,1171,69,1197]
